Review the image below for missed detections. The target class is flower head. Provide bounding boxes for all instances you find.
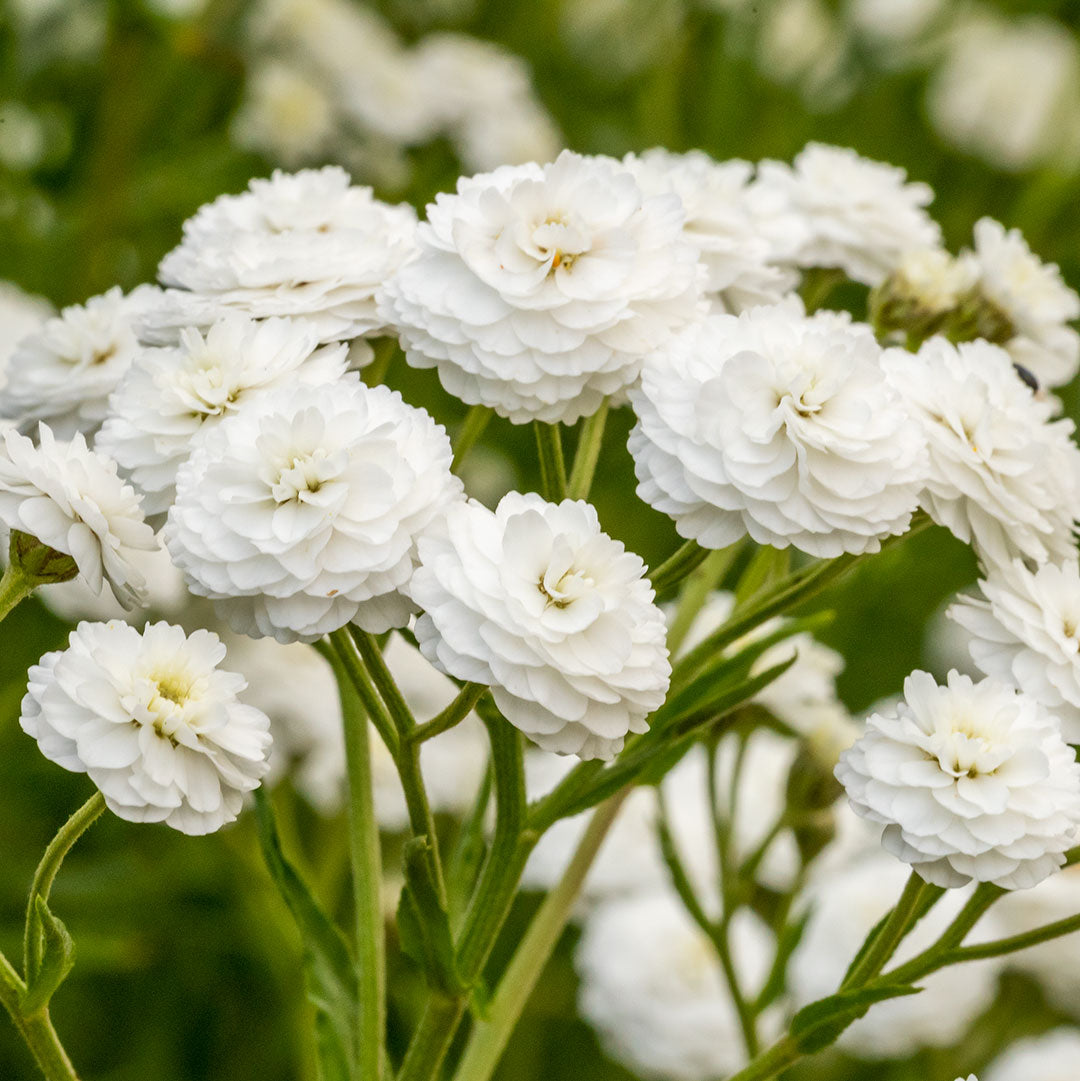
[629,302,925,557]
[982,1028,1080,1081]
[379,149,705,424]
[164,378,462,644]
[21,621,272,834]
[0,425,156,606]
[836,669,1080,889]
[411,492,670,759]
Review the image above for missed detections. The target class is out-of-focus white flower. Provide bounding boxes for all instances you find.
[559,0,685,79]
[1,286,158,439]
[576,893,776,1081]
[0,425,156,607]
[21,621,272,835]
[165,379,462,644]
[968,217,1080,389]
[983,1028,1080,1081]
[97,315,347,520]
[882,247,980,319]
[380,150,704,425]
[747,143,940,285]
[630,302,925,557]
[836,669,1080,889]
[157,167,418,343]
[412,493,670,760]
[758,0,854,110]
[623,149,799,312]
[791,844,1004,1058]
[882,337,1080,568]
[949,561,1080,742]
[0,282,51,384]
[847,0,944,46]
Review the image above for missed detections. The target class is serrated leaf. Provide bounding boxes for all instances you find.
[790,983,921,1053]
[397,837,463,995]
[20,896,75,1015]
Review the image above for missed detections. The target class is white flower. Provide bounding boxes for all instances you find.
[165,379,462,644]
[411,492,670,759]
[576,893,777,1081]
[157,167,418,342]
[0,425,156,607]
[836,669,1080,889]
[949,561,1080,741]
[622,149,799,313]
[747,142,941,285]
[379,149,705,425]
[97,315,347,520]
[886,247,980,316]
[21,621,272,835]
[0,281,51,380]
[629,302,925,557]
[983,1029,1080,1081]
[882,337,1080,568]
[1,286,158,439]
[968,217,1080,389]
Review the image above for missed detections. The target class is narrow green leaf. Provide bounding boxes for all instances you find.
[790,983,921,1053]
[397,837,465,995]
[20,897,75,1015]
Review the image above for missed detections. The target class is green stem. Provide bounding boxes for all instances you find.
[941,911,1080,965]
[348,628,418,738]
[452,406,493,476]
[666,543,743,656]
[0,557,35,623]
[533,422,567,503]
[411,684,487,745]
[325,642,386,1081]
[723,1035,801,1081]
[650,539,710,597]
[317,637,399,758]
[566,401,609,501]
[451,792,628,1081]
[363,337,397,387]
[24,793,106,982]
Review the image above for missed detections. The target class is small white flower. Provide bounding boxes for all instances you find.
[1,286,158,439]
[969,217,1080,389]
[380,149,705,425]
[747,142,941,285]
[836,669,1080,889]
[97,315,347,520]
[983,1028,1080,1081]
[157,167,418,342]
[883,337,1080,568]
[630,301,925,557]
[165,378,462,644]
[21,620,272,835]
[887,247,980,316]
[0,425,156,606]
[0,280,51,380]
[411,492,670,760]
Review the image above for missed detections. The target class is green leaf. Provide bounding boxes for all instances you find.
[790,983,922,1053]
[397,837,464,995]
[20,896,75,1015]
[254,790,358,1078]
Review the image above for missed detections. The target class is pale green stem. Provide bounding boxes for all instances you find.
[666,543,743,656]
[533,422,567,503]
[649,539,710,596]
[0,558,35,622]
[452,406,493,475]
[363,337,397,387]
[410,684,487,745]
[723,1035,801,1081]
[566,400,609,501]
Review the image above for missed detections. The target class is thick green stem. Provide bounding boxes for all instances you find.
[452,792,628,1081]
[452,406,492,475]
[533,422,567,503]
[650,539,710,597]
[19,1012,80,1081]
[411,684,488,745]
[723,1035,801,1081]
[566,401,609,501]
[318,637,399,758]
[0,557,35,622]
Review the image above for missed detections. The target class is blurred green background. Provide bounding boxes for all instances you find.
[3,0,1080,1077]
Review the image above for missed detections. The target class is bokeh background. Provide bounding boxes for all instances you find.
[3,0,1080,1077]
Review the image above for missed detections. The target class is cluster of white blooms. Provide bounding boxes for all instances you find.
[381,149,704,425]
[21,621,272,834]
[412,493,670,759]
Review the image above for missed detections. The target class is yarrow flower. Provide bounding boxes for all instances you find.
[156,167,417,342]
[21,621,272,835]
[629,302,925,557]
[949,560,1080,741]
[410,492,670,759]
[164,378,462,644]
[982,1028,1080,1081]
[882,337,1080,567]
[747,142,941,285]
[97,315,347,519]
[836,669,1080,889]
[379,149,704,424]
[0,280,51,379]
[0,425,156,607]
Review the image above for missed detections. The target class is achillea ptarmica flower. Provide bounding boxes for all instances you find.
[629,302,925,557]
[835,669,1080,890]
[983,1028,1080,1081]
[164,379,462,644]
[21,621,272,835]
[379,149,705,424]
[622,148,798,312]
[949,560,1080,741]
[97,315,347,520]
[0,281,51,377]
[882,337,1080,567]
[411,492,670,759]
[1,286,157,439]
[967,217,1080,389]
[747,142,942,285]
[0,425,156,607]
[157,167,417,342]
